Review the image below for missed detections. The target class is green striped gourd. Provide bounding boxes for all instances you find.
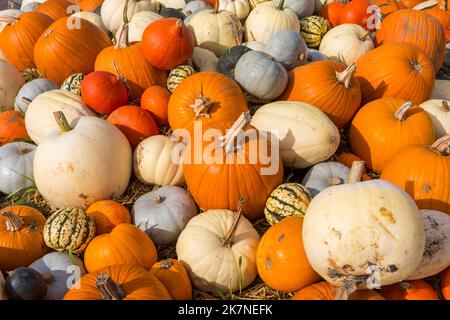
[23,68,41,83]
[43,208,96,254]
[264,183,311,225]
[167,65,195,93]
[60,73,85,96]
[300,16,330,49]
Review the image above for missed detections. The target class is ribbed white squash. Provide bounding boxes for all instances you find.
[71,12,109,34]
[419,99,450,138]
[25,90,95,144]
[301,161,350,197]
[101,0,153,33]
[407,210,450,280]
[218,0,250,20]
[250,101,340,168]
[128,11,162,42]
[14,78,58,113]
[0,59,24,110]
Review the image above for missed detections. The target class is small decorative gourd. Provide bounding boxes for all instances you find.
[301,161,350,197]
[60,73,85,96]
[167,64,195,92]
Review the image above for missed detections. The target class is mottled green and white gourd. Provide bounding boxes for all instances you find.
[167,65,195,92]
[299,15,330,48]
[60,73,85,96]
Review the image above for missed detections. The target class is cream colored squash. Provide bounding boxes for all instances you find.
[250,101,340,168]
[128,10,162,42]
[133,135,185,187]
[218,0,250,20]
[187,8,243,56]
[248,0,268,9]
[303,162,425,292]
[244,1,300,45]
[191,47,218,71]
[0,59,25,110]
[176,203,260,293]
[319,24,374,65]
[301,161,350,197]
[156,0,186,9]
[25,89,95,144]
[21,0,45,10]
[244,41,267,51]
[0,10,21,33]
[33,112,132,209]
[419,99,450,139]
[71,11,110,34]
[0,271,5,300]
[407,210,450,280]
[101,0,154,33]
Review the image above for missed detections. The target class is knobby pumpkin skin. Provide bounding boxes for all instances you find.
[355,42,435,104]
[34,17,112,84]
[141,86,171,126]
[0,206,47,271]
[257,217,321,292]
[442,267,450,299]
[291,281,385,300]
[83,223,158,273]
[64,264,172,300]
[349,98,436,173]
[0,12,54,71]
[150,259,192,300]
[379,280,439,300]
[86,200,131,235]
[35,0,73,20]
[0,110,29,145]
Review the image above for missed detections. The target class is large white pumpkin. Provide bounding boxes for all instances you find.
[407,210,450,280]
[218,0,250,20]
[303,168,425,290]
[133,135,185,187]
[14,78,58,113]
[132,186,198,245]
[71,12,110,35]
[33,112,132,209]
[273,0,315,18]
[176,206,260,293]
[250,101,340,168]
[25,89,95,144]
[301,161,350,197]
[419,99,450,139]
[0,142,36,195]
[244,1,300,45]
[128,11,162,42]
[319,23,374,65]
[101,0,153,33]
[0,59,25,110]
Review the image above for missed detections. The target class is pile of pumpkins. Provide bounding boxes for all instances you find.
[0,0,450,300]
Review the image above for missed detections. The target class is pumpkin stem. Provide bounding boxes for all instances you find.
[42,272,54,284]
[441,0,448,10]
[328,176,343,186]
[217,112,251,154]
[347,161,365,183]
[0,15,19,25]
[411,60,423,73]
[430,135,450,154]
[335,63,357,89]
[334,280,357,300]
[154,195,165,204]
[413,0,439,10]
[43,29,54,39]
[123,0,130,25]
[358,30,370,41]
[160,259,173,270]
[189,96,213,119]
[222,198,245,247]
[114,23,130,49]
[22,97,32,105]
[176,18,183,29]
[277,0,285,10]
[442,101,449,112]
[96,274,126,300]
[298,52,306,63]
[214,0,220,13]
[53,111,72,133]
[399,282,413,290]
[394,101,413,121]
[0,211,24,231]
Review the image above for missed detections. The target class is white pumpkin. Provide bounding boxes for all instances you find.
[235,50,287,100]
[0,59,25,110]
[21,2,41,12]
[244,40,267,51]
[133,135,185,187]
[0,142,36,195]
[266,29,308,69]
[128,10,162,42]
[182,0,212,17]
[25,89,95,144]
[250,101,340,168]
[101,0,153,33]
[21,0,44,10]
[157,0,186,9]
[176,205,260,293]
[33,112,132,209]
[0,10,21,33]
[419,99,450,138]
[218,0,250,20]
[14,78,58,113]
[319,24,374,65]
[273,0,315,18]
[187,8,243,56]
[303,165,425,291]
[132,186,198,245]
[29,252,87,300]
[71,11,109,35]
[407,210,450,280]
[244,1,300,45]
[301,161,350,197]
[192,47,218,71]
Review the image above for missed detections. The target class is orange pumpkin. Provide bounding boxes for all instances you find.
[95,24,168,101]
[79,0,104,11]
[418,0,450,32]
[380,280,439,300]
[319,2,345,27]
[280,61,361,129]
[337,153,372,180]
[83,223,158,273]
[442,266,450,299]
[34,17,112,84]
[107,105,159,149]
[183,113,284,220]
[168,72,248,133]
[369,0,400,16]
[141,86,171,126]
[291,281,385,300]
[64,264,171,300]
[0,206,47,271]
[375,9,446,71]
[150,259,192,300]
[86,200,131,235]
[349,98,435,173]
[35,0,73,20]
[0,12,54,72]
[256,217,321,292]
[380,135,450,214]
[0,111,29,145]
[355,42,435,104]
